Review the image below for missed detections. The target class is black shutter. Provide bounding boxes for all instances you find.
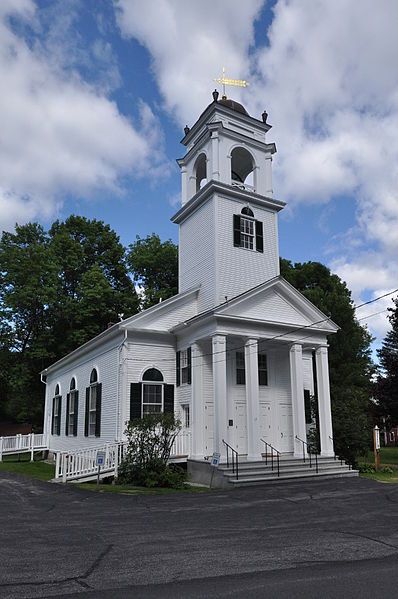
[255,220,263,253]
[65,393,70,436]
[73,390,79,436]
[164,384,174,415]
[51,397,55,435]
[57,397,62,436]
[95,383,102,437]
[233,214,241,247]
[84,387,90,437]
[130,383,142,420]
[304,389,312,425]
[187,347,192,385]
[176,351,181,387]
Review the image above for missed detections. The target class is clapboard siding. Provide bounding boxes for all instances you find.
[235,289,310,325]
[126,296,198,332]
[179,199,216,312]
[45,336,121,452]
[216,195,279,304]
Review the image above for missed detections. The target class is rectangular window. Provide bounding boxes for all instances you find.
[240,217,254,250]
[143,384,163,415]
[53,396,61,435]
[68,392,76,436]
[89,385,97,436]
[236,352,245,385]
[258,353,268,386]
[181,349,189,384]
[182,405,190,428]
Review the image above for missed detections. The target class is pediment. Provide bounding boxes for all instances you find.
[215,278,338,332]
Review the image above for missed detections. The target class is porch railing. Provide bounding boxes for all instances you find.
[0,433,48,462]
[54,430,192,483]
[222,439,239,480]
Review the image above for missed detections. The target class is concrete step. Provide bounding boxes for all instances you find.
[227,469,359,487]
[218,458,345,472]
[222,464,353,480]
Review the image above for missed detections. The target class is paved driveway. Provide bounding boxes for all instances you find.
[1,473,398,598]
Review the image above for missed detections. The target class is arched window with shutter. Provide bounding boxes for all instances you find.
[85,369,102,437]
[130,368,174,420]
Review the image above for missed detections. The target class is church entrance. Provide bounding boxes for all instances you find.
[277,404,293,453]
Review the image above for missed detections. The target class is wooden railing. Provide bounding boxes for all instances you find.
[0,433,48,462]
[54,430,192,483]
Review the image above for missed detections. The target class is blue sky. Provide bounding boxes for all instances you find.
[1,0,397,351]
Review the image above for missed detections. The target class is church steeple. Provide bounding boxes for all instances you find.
[172,92,285,312]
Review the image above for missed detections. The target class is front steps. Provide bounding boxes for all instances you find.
[187,455,357,488]
[218,456,357,488]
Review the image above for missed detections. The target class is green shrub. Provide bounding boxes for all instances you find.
[117,413,186,488]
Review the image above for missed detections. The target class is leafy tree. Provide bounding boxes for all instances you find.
[374,297,398,425]
[127,234,178,309]
[280,259,374,464]
[0,217,139,427]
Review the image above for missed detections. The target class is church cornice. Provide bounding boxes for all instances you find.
[171,180,285,225]
[181,100,272,146]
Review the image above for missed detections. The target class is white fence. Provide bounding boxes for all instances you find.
[54,430,192,483]
[0,433,48,461]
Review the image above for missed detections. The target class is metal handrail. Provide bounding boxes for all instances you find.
[329,435,350,469]
[261,439,280,477]
[222,439,239,480]
[295,435,318,473]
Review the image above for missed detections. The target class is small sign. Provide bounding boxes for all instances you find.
[210,452,221,467]
[96,450,106,466]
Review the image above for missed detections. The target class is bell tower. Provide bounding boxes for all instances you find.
[171,91,285,313]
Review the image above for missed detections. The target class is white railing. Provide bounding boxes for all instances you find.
[55,430,192,483]
[0,433,48,461]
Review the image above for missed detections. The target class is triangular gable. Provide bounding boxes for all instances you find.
[215,277,339,332]
[121,286,199,333]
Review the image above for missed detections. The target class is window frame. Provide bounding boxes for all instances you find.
[88,383,98,437]
[236,351,246,385]
[240,215,255,250]
[52,390,61,436]
[258,353,268,386]
[142,382,164,416]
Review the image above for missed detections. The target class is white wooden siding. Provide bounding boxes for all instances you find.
[231,289,310,325]
[216,195,279,305]
[45,336,121,453]
[179,199,216,312]
[126,296,197,332]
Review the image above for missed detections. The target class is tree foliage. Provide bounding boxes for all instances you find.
[374,297,398,425]
[280,259,374,464]
[127,234,178,309]
[0,216,139,426]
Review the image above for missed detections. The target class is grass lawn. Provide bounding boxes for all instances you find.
[359,446,398,483]
[0,454,54,481]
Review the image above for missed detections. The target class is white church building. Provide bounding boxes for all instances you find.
[42,92,341,481]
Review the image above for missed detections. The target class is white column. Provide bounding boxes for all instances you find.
[211,132,220,181]
[315,346,335,457]
[264,156,273,197]
[289,343,307,457]
[245,339,261,460]
[181,165,187,205]
[212,335,228,458]
[191,342,205,459]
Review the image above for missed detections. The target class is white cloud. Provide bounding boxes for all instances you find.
[115,0,264,124]
[0,1,170,232]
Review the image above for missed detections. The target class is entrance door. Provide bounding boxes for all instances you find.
[204,403,214,455]
[234,403,247,455]
[278,404,293,453]
[259,402,272,445]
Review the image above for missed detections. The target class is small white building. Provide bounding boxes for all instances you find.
[42,93,338,471]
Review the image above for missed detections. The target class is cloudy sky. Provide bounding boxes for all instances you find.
[1,0,397,352]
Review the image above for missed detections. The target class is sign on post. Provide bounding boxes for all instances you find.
[210,452,221,467]
[373,425,381,471]
[96,450,106,486]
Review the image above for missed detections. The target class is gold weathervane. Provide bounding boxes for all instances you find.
[214,67,249,98]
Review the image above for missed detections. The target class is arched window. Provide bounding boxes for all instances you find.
[130,368,174,420]
[85,369,101,437]
[142,368,163,382]
[231,147,255,190]
[194,153,207,192]
[66,378,78,437]
[52,384,62,436]
[241,206,254,217]
[233,204,263,253]
[90,369,98,384]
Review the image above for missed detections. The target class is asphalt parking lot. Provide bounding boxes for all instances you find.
[1,473,398,598]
